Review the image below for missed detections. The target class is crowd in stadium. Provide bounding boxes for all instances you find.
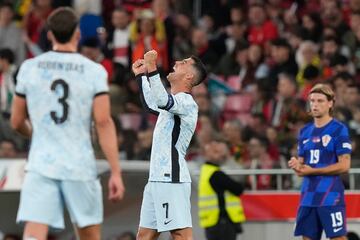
[1,0,360,192]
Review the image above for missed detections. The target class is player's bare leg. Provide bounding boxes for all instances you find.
[170,227,193,240]
[77,224,101,240]
[302,237,311,240]
[23,222,48,240]
[137,227,161,240]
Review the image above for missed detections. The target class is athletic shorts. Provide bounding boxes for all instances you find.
[17,171,103,229]
[139,181,192,232]
[294,206,347,240]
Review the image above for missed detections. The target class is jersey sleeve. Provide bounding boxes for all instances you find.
[148,71,198,116]
[15,60,30,98]
[93,65,109,97]
[335,125,352,156]
[136,74,160,115]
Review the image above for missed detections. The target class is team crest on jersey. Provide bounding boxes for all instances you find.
[312,136,321,143]
[322,135,332,147]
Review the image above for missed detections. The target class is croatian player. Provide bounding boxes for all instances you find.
[132,50,207,240]
[289,84,351,240]
[11,8,124,240]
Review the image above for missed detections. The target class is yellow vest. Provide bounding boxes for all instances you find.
[198,163,246,228]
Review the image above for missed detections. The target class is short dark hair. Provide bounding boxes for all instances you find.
[0,48,15,64]
[190,55,207,86]
[47,7,78,44]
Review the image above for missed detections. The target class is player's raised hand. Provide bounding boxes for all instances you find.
[144,50,158,72]
[108,173,125,202]
[132,59,146,76]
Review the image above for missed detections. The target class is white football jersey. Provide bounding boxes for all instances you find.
[15,51,108,180]
[138,72,198,183]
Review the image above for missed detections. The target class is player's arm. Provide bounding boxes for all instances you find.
[10,95,32,137]
[132,59,160,115]
[144,50,171,108]
[304,154,351,175]
[93,94,125,201]
[297,154,350,176]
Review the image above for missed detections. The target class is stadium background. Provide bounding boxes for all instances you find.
[1,0,360,239]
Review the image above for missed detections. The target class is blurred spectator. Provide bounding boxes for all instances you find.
[3,234,21,240]
[0,3,25,65]
[152,0,175,65]
[320,36,348,78]
[267,38,298,91]
[264,73,307,134]
[343,83,360,115]
[222,119,249,165]
[247,135,276,190]
[299,64,321,101]
[248,43,269,80]
[173,13,193,61]
[331,72,354,107]
[300,12,323,43]
[23,0,53,54]
[215,41,253,90]
[80,37,113,83]
[133,127,153,160]
[190,114,220,161]
[0,139,17,158]
[190,27,218,71]
[123,76,142,113]
[130,9,168,73]
[321,0,349,38]
[247,3,278,46]
[105,8,131,85]
[295,41,320,87]
[224,22,247,54]
[329,53,355,75]
[0,48,16,116]
[343,11,360,53]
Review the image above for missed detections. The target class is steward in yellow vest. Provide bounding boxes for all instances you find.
[198,141,246,240]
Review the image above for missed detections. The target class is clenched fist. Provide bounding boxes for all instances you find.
[132,59,146,76]
[144,50,158,72]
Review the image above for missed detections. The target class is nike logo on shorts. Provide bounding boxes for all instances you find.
[333,227,343,233]
[164,219,172,225]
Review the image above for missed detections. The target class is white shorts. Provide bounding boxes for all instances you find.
[139,182,192,232]
[17,171,103,229]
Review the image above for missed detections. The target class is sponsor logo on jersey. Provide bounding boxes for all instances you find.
[312,136,321,143]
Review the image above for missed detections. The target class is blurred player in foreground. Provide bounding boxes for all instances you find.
[11,7,124,240]
[288,84,351,240]
[132,50,206,240]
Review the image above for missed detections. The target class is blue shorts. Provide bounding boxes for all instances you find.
[294,206,347,239]
[139,182,192,232]
[17,171,103,229]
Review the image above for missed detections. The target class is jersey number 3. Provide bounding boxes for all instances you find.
[50,79,69,124]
